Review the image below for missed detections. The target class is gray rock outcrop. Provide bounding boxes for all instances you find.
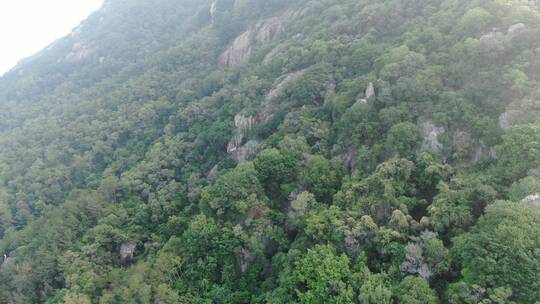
[219,31,253,67]
[236,247,254,273]
[285,191,314,232]
[119,242,136,263]
[65,42,94,62]
[472,144,497,162]
[230,140,262,162]
[227,113,257,154]
[499,109,523,130]
[508,23,527,36]
[365,82,375,99]
[400,231,444,280]
[523,193,540,207]
[219,11,294,67]
[419,120,445,153]
[356,82,375,105]
[210,1,217,24]
[259,69,306,123]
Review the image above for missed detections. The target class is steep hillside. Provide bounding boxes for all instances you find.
[0,0,539,303]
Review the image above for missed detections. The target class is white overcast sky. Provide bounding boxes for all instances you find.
[0,0,103,76]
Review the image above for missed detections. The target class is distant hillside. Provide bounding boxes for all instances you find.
[0,0,539,303]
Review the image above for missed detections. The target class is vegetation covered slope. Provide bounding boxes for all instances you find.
[0,0,539,303]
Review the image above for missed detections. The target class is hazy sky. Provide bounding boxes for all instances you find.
[0,0,103,75]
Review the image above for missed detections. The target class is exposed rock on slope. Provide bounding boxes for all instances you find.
[258,69,306,122]
[230,140,263,162]
[119,242,136,264]
[226,70,306,161]
[356,82,375,105]
[219,11,294,67]
[523,193,540,207]
[219,31,253,67]
[419,120,445,153]
[472,144,497,162]
[227,113,257,154]
[65,42,95,62]
[499,109,523,130]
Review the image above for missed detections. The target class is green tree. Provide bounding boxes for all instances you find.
[508,176,540,201]
[497,124,540,181]
[358,273,392,304]
[254,148,297,196]
[301,156,345,204]
[452,201,540,303]
[385,122,421,159]
[293,245,355,304]
[395,276,438,304]
[200,162,267,221]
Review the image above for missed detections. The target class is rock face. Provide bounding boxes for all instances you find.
[210,0,217,24]
[225,111,262,162]
[231,140,262,162]
[263,43,285,65]
[523,193,540,207]
[365,82,375,99]
[285,191,313,232]
[119,242,136,263]
[219,11,293,67]
[498,96,540,131]
[219,31,253,67]
[258,69,306,122]
[226,70,305,161]
[255,17,285,43]
[65,42,94,62]
[236,248,254,273]
[401,243,432,279]
[227,113,257,153]
[452,130,496,163]
[528,167,540,179]
[499,109,523,130]
[419,120,445,153]
[508,23,527,35]
[472,144,497,162]
[400,231,443,280]
[356,82,375,105]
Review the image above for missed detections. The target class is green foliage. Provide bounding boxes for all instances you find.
[301,156,345,204]
[358,273,392,304]
[497,124,540,181]
[200,162,267,221]
[1,0,540,302]
[395,276,439,304]
[508,176,540,201]
[452,201,540,303]
[293,245,355,304]
[254,148,298,197]
[385,122,421,159]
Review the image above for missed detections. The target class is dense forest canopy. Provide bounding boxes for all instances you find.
[0,0,539,303]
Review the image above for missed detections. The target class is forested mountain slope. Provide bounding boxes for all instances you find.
[0,0,539,303]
